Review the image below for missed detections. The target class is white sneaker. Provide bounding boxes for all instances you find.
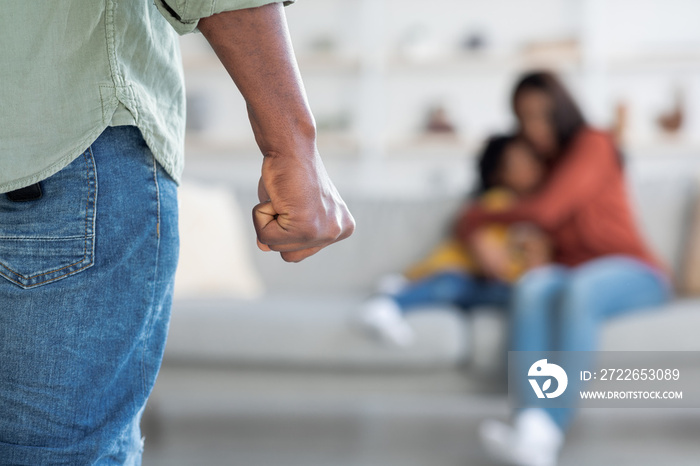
[479,408,563,466]
[357,296,415,348]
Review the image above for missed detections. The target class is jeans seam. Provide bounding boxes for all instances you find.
[141,155,162,398]
[153,156,161,240]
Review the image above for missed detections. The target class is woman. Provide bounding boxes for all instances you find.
[456,72,673,466]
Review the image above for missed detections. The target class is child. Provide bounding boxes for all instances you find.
[358,134,550,347]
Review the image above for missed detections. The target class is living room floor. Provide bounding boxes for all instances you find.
[141,365,700,466]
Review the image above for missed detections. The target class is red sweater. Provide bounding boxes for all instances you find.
[456,128,665,272]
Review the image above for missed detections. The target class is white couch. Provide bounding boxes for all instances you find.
[164,154,700,372]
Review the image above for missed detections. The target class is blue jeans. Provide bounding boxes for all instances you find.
[392,271,511,313]
[0,126,179,465]
[510,255,672,431]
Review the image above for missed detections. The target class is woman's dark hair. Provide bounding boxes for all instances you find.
[512,70,624,167]
[512,71,586,157]
[472,134,517,197]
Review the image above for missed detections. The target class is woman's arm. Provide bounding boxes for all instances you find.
[456,130,619,239]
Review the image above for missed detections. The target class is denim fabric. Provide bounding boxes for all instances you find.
[508,255,672,431]
[0,126,179,465]
[392,271,511,313]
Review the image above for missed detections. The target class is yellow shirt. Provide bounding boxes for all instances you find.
[404,189,526,283]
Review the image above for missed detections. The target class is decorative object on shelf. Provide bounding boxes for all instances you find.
[460,28,488,54]
[315,111,357,153]
[520,38,580,64]
[397,25,444,63]
[657,87,685,135]
[424,105,457,135]
[316,111,352,133]
[308,33,338,56]
[610,100,628,145]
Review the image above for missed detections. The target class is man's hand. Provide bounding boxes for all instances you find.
[253,148,354,262]
[199,3,354,261]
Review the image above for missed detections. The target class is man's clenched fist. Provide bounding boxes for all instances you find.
[252,149,355,263]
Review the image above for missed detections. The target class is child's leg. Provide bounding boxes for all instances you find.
[392,271,510,314]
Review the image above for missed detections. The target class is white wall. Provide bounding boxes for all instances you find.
[181,0,700,174]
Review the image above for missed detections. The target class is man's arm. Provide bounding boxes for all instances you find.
[198,3,354,262]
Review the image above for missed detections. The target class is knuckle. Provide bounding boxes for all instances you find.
[296,228,318,244]
[295,207,354,245]
[346,220,356,236]
[329,223,344,241]
[298,218,323,242]
[281,252,303,263]
[255,230,269,243]
[339,223,355,241]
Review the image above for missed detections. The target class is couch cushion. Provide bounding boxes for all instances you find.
[601,298,700,351]
[165,296,469,369]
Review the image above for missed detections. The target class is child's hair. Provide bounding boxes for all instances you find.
[472,134,518,197]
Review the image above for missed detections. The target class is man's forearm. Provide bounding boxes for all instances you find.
[198,3,354,262]
[198,3,316,156]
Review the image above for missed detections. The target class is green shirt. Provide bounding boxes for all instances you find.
[0,0,293,193]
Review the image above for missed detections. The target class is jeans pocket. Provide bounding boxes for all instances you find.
[0,149,97,289]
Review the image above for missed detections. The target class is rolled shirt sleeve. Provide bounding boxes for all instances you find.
[155,0,296,35]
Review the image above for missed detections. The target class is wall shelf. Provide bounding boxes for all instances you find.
[180,0,700,171]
